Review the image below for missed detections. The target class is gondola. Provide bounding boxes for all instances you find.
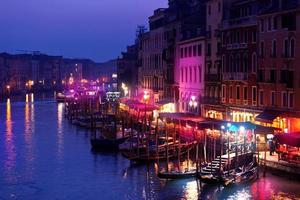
[158,169,197,179]
[222,162,258,186]
[91,136,129,150]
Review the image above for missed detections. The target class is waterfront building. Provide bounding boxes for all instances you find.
[138,0,206,103]
[0,55,9,95]
[61,59,83,86]
[164,0,207,101]
[202,0,224,119]
[175,36,205,114]
[139,8,166,103]
[117,44,139,97]
[256,0,300,132]
[218,0,263,122]
[0,52,102,95]
[0,53,34,94]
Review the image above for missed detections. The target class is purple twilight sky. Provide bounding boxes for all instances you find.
[0,0,167,62]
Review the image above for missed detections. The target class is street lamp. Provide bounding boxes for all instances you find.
[121,83,129,97]
[6,85,10,96]
[143,90,150,125]
[189,95,198,113]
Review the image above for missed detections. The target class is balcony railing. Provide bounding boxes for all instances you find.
[222,72,248,81]
[201,96,221,105]
[223,15,257,29]
[205,74,221,82]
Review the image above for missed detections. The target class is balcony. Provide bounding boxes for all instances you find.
[225,43,248,50]
[201,96,221,105]
[223,15,257,29]
[223,73,248,81]
[205,74,221,82]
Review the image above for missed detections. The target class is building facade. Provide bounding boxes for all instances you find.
[202,0,224,119]
[139,8,166,102]
[138,0,207,103]
[219,0,263,122]
[117,44,139,97]
[176,36,205,114]
[257,0,300,131]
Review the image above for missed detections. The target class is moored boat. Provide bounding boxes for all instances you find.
[158,169,197,179]
[91,136,129,150]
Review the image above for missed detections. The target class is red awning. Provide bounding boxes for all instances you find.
[132,103,159,112]
[274,132,300,147]
[159,112,205,123]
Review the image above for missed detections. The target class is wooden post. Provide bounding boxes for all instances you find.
[187,142,190,171]
[214,136,216,160]
[122,116,125,138]
[204,131,207,163]
[178,142,181,172]
[137,130,140,157]
[219,129,223,172]
[257,133,260,179]
[227,131,230,177]
[156,117,159,164]
[166,124,169,173]
[263,141,267,177]
[196,142,199,173]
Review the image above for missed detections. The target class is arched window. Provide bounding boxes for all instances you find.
[290,38,295,58]
[185,67,187,83]
[222,55,226,72]
[272,40,277,57]
[284,38,289,58]
[236,54,240,72]
[252,53,257,73]
[230,55,234,72]
[190,67,193,82]
[199,65,202,83]
[215,87,219,98]
[194,66,197,82]
[243,53,248,73]
[181,68,183,83]
[210,87,214,98]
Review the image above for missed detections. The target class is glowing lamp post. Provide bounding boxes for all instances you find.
[143,90,150,119]
[189,96,198,114]
[121,83,129,97]
[6,85,11,96]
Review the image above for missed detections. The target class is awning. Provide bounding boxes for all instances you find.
[254,124,277,135]
[274,132,300,147]
[155,98,174,106]
[198,120,257,131]
[255,110,284,123]
[159,112,205,123]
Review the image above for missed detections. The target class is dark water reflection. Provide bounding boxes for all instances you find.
[1,99,300,200]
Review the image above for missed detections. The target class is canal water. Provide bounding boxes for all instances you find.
[1,98,300,200]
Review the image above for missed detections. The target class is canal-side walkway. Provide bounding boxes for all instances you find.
[259,152,300,176]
